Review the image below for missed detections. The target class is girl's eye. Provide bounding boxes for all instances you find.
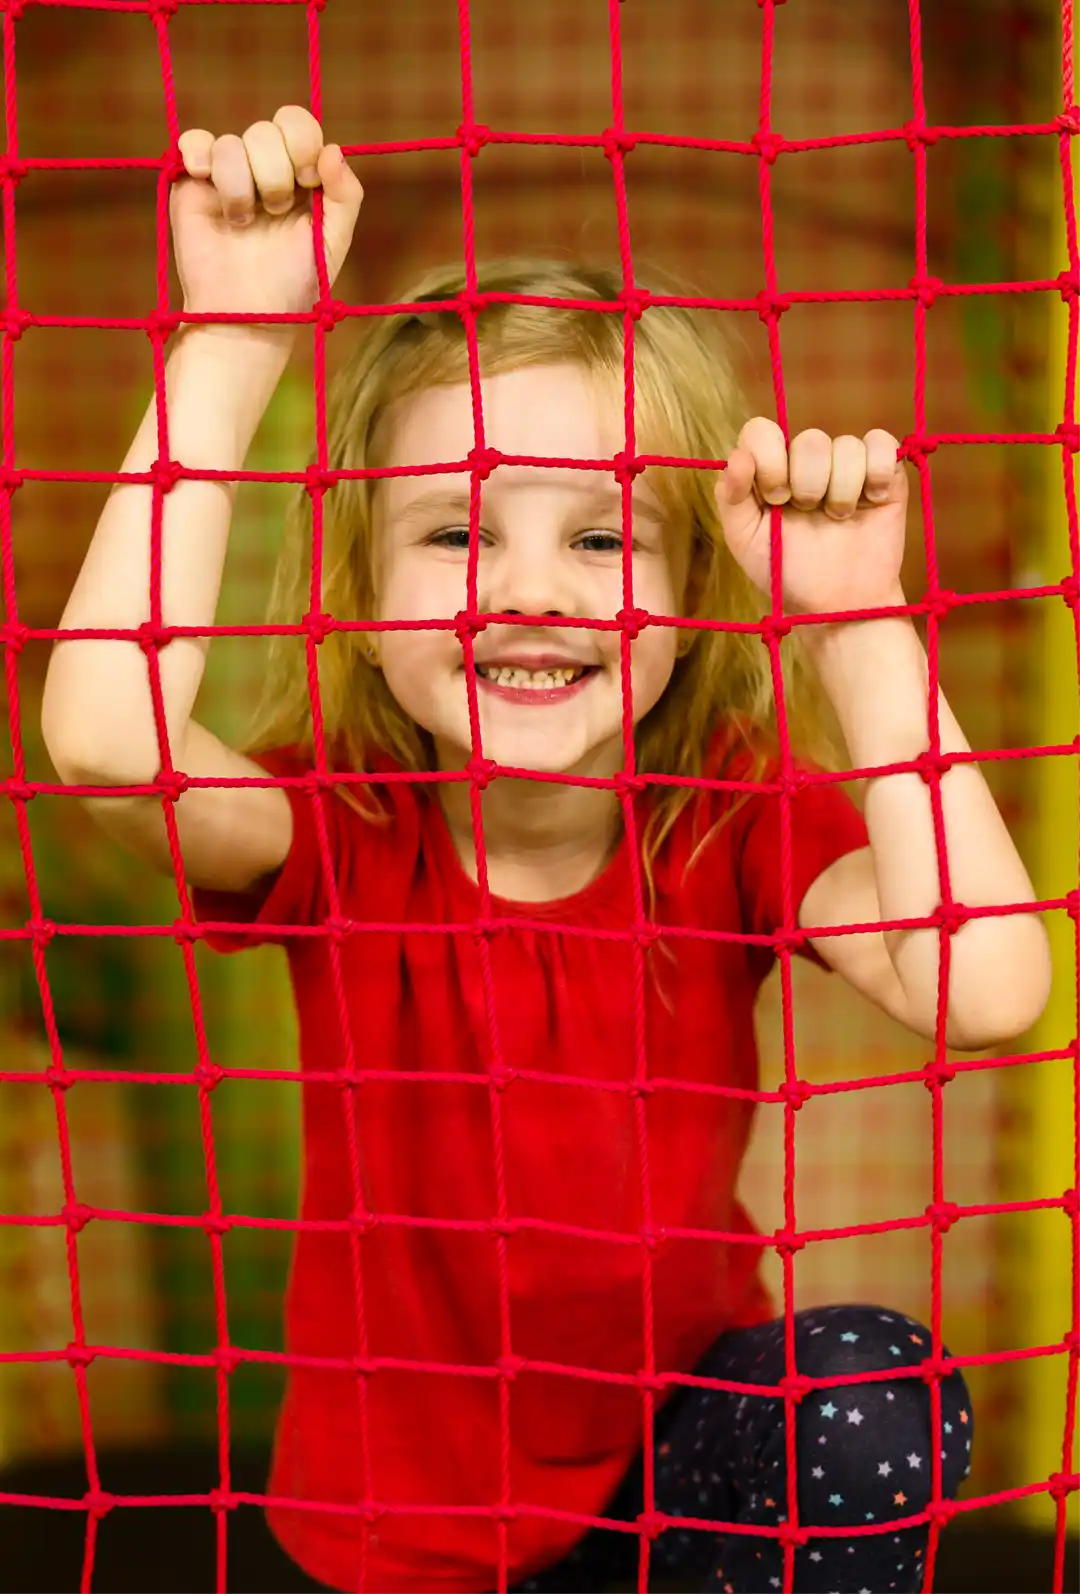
[429,526,475,549]
[576,530,623,553]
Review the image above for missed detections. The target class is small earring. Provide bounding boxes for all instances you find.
[365,643,379,664]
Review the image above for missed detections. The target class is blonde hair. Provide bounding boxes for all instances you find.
[246,257,837,884]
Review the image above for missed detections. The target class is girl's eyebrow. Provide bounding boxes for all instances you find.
[391,483,667,526]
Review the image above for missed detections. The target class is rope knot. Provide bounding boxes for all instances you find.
[144,307,181,338]
[315,297,347,333]
[3,306,32,341]
[780,1373,815,1405]
[778,1523,811,1549]
[155,768,189,803]
[1055,421,1080,454]
[456,288,490,316]
[924,1059,957,1088]
[618,286,652,321]
[0,466,23,493]
[194,1060,224,1092]
[65,1342,95,1369]
[773,1227,806,1257]
[1,620,28,650]
[772,925,806,955]
[759,613,793,642]
[1055,269,1080,305]
[614,770,647,797]
[1053,106,1080,135]
[636,1510,664,1541]
[150,0,179,18]
[617,604,650,641]
[751,130,786,165]
[926,1200,961,1234]
[2,1,27,20]
[202,1213,232,1239]
[467,754,498,790]
[613,449,643,484]
[780,1077,813,1110]
[0,155,28,183]
[935,901,969,937]
[915,747,954,782]
[150,457,183,492]
[638,1224,660,1251]
[601,128,637,161]
[136,620,172,652]
[467,445,501,480]
[496,1354,524,1381]
[1048,1471,1079,1502]
[902,119,940,150]
[322,914,351,945]
[755,289,791,325]
[457,122,491,159]
[926,1498,958,1526]
[31,919,57,951]
[84,1491,115,1521]
[489,1066,517,1093]
[63,1202,94,1235]
[900,432,939,463]
[304,463,339,494]
[303,609,334,645]
[924,588,956,621]
[1061,575,1079,614]
[455,610,484,645]
[910,273,944,310]
[4,777,32,802]
[627,1081,656,1102]
[161,148,185,184]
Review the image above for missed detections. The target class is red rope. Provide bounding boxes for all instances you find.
[0,1,1077,1592]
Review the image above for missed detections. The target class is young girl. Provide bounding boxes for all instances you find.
[41,108,1050,1594]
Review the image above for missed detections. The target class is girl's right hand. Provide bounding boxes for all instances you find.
[172,105,364,327]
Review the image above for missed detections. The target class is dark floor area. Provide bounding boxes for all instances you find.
[0,1447,1075,1593]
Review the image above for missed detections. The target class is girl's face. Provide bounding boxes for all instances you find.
[371,362,686,778]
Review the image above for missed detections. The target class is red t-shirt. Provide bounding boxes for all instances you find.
[194,735,867,1594]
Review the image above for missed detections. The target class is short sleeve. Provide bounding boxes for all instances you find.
[192,747,349,954]
[737,762,869,967]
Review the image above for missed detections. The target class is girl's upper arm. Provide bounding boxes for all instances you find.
[72,717,294,894]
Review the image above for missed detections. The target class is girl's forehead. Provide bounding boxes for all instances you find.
[379,362,623,469]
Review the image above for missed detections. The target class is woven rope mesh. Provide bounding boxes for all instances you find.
[0,2,1076,1591]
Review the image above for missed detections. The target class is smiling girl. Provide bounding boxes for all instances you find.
[41,108,1048,1594]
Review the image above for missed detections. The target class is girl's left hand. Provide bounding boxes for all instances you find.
[715,418,909,616]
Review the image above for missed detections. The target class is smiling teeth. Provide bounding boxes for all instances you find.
[479,666,584,689]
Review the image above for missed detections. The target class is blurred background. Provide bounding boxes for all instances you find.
[0,0,1076,1589]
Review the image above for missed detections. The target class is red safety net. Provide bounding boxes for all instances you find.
[0,1,1078,1592]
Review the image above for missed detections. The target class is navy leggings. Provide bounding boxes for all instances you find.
[513,1304,972,1594]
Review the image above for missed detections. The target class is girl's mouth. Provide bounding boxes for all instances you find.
[472,663,599,705]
